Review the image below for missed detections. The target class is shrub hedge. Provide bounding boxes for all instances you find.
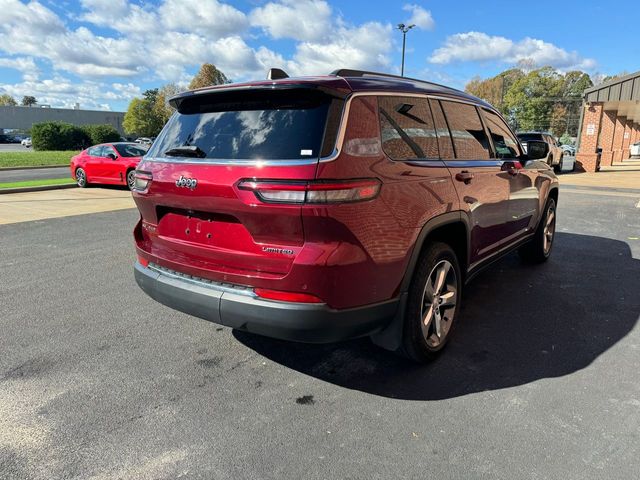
[31,122,121,151]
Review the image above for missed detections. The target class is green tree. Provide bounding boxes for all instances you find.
[21,95,37,106]
[123,89,164,137]
[0,94,17,106]
[154,83,182,124]
[503,67,564,132]
[189,63,228,90]
[465,68,524,114]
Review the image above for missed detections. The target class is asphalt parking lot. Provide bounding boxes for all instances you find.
[1,187,639,479]
[0,166,70,183]
[0,144,32,153]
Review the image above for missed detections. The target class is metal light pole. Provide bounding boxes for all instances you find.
[397,23,415,77]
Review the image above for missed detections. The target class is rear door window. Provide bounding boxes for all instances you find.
[378,96,438,160]
[148,89,340,161]
[440,101,491,160]
[482,109,521,159]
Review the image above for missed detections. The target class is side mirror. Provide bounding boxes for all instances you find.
[525,140,549,160]
[107,153,117,160]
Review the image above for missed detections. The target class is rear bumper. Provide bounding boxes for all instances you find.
[134,262,398,343]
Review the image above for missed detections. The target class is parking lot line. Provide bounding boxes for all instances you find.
[0,188,135,225]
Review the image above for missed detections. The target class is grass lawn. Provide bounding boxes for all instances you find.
[0,151,78,168]
[0,178,75,189]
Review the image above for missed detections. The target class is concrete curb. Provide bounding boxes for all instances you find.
[0,183,77,195]
[0,165,68,171]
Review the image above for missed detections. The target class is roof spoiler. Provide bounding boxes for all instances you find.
[267,68,289,80]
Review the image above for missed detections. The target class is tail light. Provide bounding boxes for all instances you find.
[254,288,323,304]
[238,179,381,204]
[133,171,153,192]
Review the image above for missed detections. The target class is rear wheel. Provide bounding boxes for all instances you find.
[126,169,136,191]
[519,197,556,263]
[75,168,88,188]
[400,242,462,363]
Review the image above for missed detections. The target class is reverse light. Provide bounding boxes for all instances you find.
[133,171,153,192]
[254,288,324,304]
[238,179,381,204]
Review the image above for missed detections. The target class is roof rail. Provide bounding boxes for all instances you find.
[330,69,455,92]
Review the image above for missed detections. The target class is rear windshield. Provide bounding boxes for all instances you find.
[114,144,147,157]
[147,89,340,161]
[517,133,544,142]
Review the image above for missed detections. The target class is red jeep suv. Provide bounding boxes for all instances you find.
[132,69,558,362]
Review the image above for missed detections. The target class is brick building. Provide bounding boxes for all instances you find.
[576,71,640,172]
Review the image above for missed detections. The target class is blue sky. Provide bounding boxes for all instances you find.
[0,0,637,111]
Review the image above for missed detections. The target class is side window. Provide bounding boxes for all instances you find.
[440,101,491,160]
[482,109,521,159]
[378,96,438,160]
[102,146,116,158]
[429,99,455,160]
[88,146,103,156]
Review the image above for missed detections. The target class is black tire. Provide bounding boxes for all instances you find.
[519,197,556,264]
[126,169,136,191]
[75,168,88,188]
[554,155,563,174]
[400,242,462,363]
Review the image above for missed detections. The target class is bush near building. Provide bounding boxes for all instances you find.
[83,124,121,145]
[31,122,121,151]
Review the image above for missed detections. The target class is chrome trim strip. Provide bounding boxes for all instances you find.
[444,160,504,168]
[142,157,320,167]
[148,263,257,298]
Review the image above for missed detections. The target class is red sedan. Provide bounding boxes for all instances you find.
[70,142,147,190]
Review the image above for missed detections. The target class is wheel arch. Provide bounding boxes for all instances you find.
[399,212,470,295]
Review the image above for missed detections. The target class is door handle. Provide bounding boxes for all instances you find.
[455,171,474,184]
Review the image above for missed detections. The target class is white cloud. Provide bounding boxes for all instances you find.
[0,76,141,109]
[430,31,596,70]
[0,56,40,81]
[159,0,249,37]
[403,4,434,30]
[250,0,332,42]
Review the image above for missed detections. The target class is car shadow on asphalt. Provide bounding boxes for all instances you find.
[234,232,640,400]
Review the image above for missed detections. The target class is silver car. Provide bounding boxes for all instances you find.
[517,132,564,173]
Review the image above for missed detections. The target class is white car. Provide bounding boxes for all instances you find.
[21,137,32,148]
[630,142,640,158]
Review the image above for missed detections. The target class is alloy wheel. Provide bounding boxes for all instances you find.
[76,169,86,187]
[543,202,556,254]
[127,170,136,190]
[420,259,457,348]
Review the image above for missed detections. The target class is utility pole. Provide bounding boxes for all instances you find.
[397,23,415,77]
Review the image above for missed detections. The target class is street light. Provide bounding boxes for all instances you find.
[397,23,415,77]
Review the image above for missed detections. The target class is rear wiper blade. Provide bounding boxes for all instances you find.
[163,145,206,158]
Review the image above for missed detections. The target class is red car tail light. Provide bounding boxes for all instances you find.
[238,179,381,204]
[254,288,324,304]
[133,171,153,192]
[137,255,149,267]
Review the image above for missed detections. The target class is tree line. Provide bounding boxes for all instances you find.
[465,66,627,140]
[0,95,39,106]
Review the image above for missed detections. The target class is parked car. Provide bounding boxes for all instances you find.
[21,137,32,147]
[517,132,564,172]
[131,68,558,363]
[135,137,154,146]
[560,144,576,156]
[630,142,640,158]
[70,142,147,190]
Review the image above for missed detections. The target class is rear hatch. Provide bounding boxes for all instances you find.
[133,84,346,281]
